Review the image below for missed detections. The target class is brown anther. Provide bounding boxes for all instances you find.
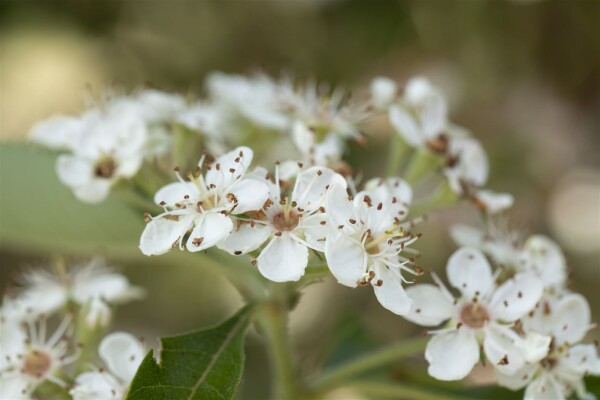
[317,170,323,176]
[376,202,383,211]
[349,219,356,224]
[392,196,397,204]
[234,251,242,255]
[319,206,326,213]
[159,201,166,206]
[184,195,190,199]
[251,259,257,265]
[215,163,221,171]
[498,355,509,366]
[274,231,282,237]
[297,162,304,168]
[192,237,204,247]
[376,279,383,287]
[320,221,326,225]
[229,168,236,173]
[338,225,344,229]
[174,166,181,172]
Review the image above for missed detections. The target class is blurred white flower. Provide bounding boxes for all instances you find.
[140,146,270,255]
[388,76,448,149]
[31,90,186,203]
[403,247,545,380]
[70,332,145,400]
[0,316,77,394]
[219,166,346,282]
[324,178,418,315]
[496,293,599,400]
[1,258,143,322]
[450,225,568,291]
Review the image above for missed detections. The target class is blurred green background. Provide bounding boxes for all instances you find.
[1,1,599,398]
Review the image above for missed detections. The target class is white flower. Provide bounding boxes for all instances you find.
[324,178,418,315]
[206,72,289,130]
[495,293,599,400]
[1,259,143,322]
[0,316,78,393]
[443,136,513,214]
[388,76,448,149]
[139,146,270,256]
[176,103,228,154]
[84,297,112,329]
[70,332,145,400]
[31,90,186,203]
[450,225,568,291]
[403,247,544,380]
[219,166,346,282]
[370,76,398,109]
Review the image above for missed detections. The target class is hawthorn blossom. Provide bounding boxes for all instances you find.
[387,76,449,150]
[451,225,568,290]
[0,259,143,322]
[31,90,186,203]
[496,293,599,399]
[443,136,514,214]
[206,72,289,131]
[0,316,78,395]
[219,166,346,282]
[139,146,270,255]
[370,76,398,110]
[324,178,418,315]
[70,332,145,400]
[403,247,545,380]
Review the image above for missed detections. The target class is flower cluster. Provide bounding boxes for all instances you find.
[139,145,422,315]
[26,72,597,400]
[403,225,599,399]
[372,76,514,214]
[0,259,144,399]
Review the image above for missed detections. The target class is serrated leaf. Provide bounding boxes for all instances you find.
[0,142,145,257]
[126,307,251,400]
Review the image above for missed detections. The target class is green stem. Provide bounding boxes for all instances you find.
[312,336,428,392]
[386,135,409,177]
[255,285,301,400]
[403,148,442,185]
[348,380,469,400]
[410,182,460,216]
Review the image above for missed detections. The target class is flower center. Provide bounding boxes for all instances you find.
[272,211,300,232]
[94,157,117,178]
[460,303,489,328]
[23,350,52,378]
[540,357,558,371]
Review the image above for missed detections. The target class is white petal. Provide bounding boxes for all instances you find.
[73,273,143,305]
[0,376,32,400]
[186,212,234,252]
[73,179,112,204]
[389,105,423,147]
[364,177,413,206]
[559,344,600,377]
[291,121,315,155]
[551,293,591,346]
[293,166,346,211]
[425,330,480,381]
[475,190,514,214]
[18,286,68,319]
[324,231,366,288]
[217,222,272,255]
[153,182,198,206]
[205,146,253,188]
[372,263,412,316]
[483,325,526,376]
[404,284,454,326]
[449,224,484,248]
[495,364,537,391]
[370,77,397,109]
[30,115,82,150]
[515,331,552,364]
[524,375,565,400]
[228,178,270,214]
[0,320,27,370]
[139,214,194,255]
[521,235,567,289]
[70,371,124,400]
[56,155,94,187]
[419,91,447,139]
[99,332,145,384]
[257,235,308,282]
[446,247,494,299]
[488,273,543,322]
[325,184,359,235]
[447,137,489,187]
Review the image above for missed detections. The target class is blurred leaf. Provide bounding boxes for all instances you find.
[0,142,144,258]
[322,315,376,369]
[126,307,251,400]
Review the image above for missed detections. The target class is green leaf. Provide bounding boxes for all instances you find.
[126,307,252,400]
[0,142,145,257]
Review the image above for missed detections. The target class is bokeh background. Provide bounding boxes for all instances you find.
[1,1,599,398]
